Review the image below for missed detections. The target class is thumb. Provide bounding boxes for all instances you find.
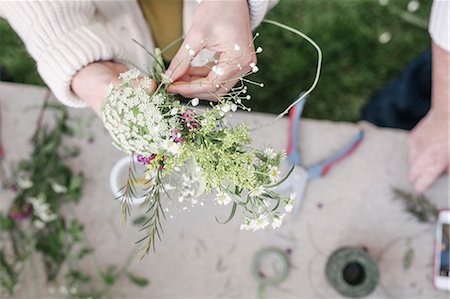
[165,35,203,82]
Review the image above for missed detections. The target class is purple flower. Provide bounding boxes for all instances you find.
[181,109,200,131]
[171,128,184,143]
[8,203,32,221]
[181,109,195,122]
[136,154,156,165]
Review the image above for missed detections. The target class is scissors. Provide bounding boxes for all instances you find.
[277,93,364,218]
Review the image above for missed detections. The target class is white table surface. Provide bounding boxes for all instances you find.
[0,82,448,299]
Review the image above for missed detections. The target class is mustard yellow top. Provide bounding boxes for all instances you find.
[139,0,183,62]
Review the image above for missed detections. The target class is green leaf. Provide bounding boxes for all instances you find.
[101,265,117,285]
[0,214,15,230]
[132,215,147,226]
[78,247,95,259]
[0,250,17,295]
[68,174,84,199]
[215,202,237,224]
[126,272,150,287]
[66,269,91,285]
[69,219,84,242]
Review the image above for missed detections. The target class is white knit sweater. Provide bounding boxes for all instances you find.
[0,0,278,108]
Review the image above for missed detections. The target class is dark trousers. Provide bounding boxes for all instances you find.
[361,49,432,130]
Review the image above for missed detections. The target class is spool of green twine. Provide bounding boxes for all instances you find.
[325,247,379,298]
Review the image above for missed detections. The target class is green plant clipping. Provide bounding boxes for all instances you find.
[0,102,149,298]
[392,187,439,223]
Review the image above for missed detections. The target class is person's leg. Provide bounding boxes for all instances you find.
[361,49,432,130]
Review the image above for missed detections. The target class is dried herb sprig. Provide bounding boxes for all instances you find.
[392,187,439,223]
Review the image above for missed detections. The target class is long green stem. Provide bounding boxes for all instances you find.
[262,19,323,119]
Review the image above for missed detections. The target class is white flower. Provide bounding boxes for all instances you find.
[249,186,265,197]
[264,147,277,159]
[191,98,199,107]
[240,223,251,231]
[165,141,180,154]
[215,191,232,205]
[164,184,175,191]
[268,165,280,183]
[378,32,392,44]
[59,286,68,295]
[231,104,238,112]
[170,107,179,115]
[249,62,259,73]
[272,213,286,229]
[119,69,140,81]
[256,47,263,53]
[33,219,45,230]
[378,0,389,6]
[212,65,225,76]
[285,203,293,213]
[51,182,67,194]
[407,0,419,12]
[221,104,231,113]
[28,196,58,223]
[284,192,296,213]
[248,214,269,231]
[17,176,33,189]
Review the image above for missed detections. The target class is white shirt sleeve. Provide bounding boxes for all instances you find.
[429,0,450,51]
[248,0,279,30]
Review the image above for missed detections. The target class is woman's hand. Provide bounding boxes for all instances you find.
[409,42,450,193]
[408,108,449,193]
[165,0,256,101]
[71,61,129,116]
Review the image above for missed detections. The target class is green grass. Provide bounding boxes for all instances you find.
[0,0,431,121]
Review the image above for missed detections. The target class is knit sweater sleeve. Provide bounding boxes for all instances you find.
[247,0,279,30]
[1,1,123,107]
[429,0,449,51]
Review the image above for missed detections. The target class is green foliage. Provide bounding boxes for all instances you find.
[0,19,44,85]
[126,272,150,287]
[248,0,431,121]
[392,187,439,223]
[0,104,149,297]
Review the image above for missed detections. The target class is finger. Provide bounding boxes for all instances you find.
[408,131,424,165]
[165,34,204,82]
[168,52,251,96]
[410,152,447,193]
[179,74,210,84]
[170,64,252,101]
[185,65,212,77]
[414,163,447,193]
[410,144,447,182]
[175,75,242,101]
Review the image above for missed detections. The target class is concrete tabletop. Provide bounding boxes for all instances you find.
[0,82,448,299]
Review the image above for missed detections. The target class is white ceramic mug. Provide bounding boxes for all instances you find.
[110,156,148,205]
